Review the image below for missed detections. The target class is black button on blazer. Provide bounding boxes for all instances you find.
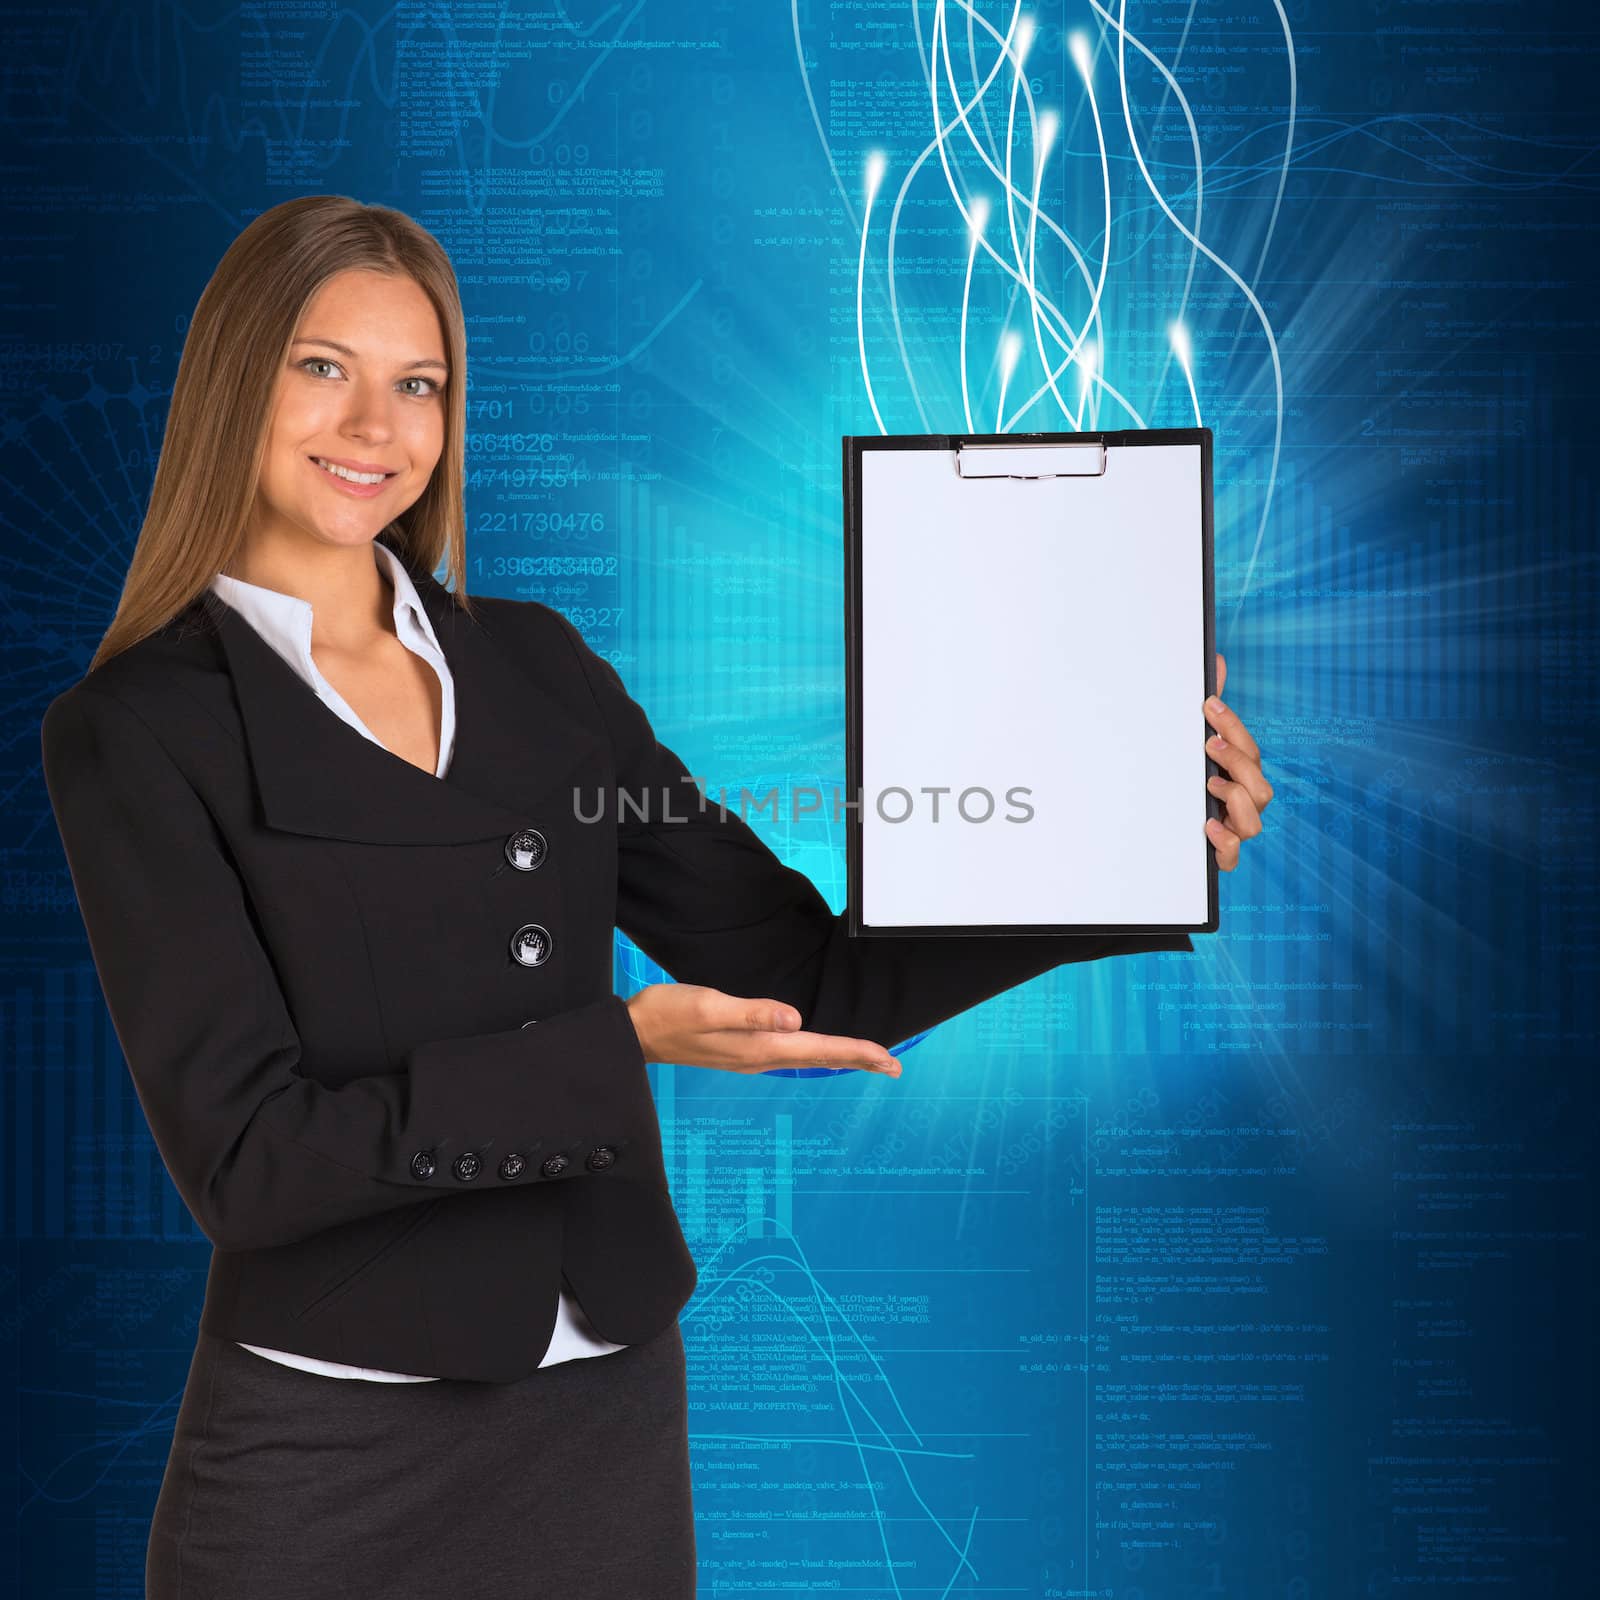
[40,542,1193,1383]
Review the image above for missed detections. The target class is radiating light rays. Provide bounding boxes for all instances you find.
[857,148,889,435]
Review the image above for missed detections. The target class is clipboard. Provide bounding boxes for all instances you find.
[843,428,1220,938]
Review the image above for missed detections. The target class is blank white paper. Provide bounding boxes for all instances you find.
[859,442,1208,928]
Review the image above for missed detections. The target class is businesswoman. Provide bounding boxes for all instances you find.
[40,195,1271,1597]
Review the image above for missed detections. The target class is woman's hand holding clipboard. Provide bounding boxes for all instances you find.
[846,428,1275,933]
[1200,652,1274,873]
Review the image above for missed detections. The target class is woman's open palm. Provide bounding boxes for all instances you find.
[625,982,902,1077]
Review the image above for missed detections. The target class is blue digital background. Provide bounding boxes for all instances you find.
[5,1,1594,1594]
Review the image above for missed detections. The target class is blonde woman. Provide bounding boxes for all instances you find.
[39,195,1270,1595]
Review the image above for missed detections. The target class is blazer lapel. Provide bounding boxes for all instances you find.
[210,558,606,846]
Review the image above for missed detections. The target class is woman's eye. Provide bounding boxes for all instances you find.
[295,358,441,397]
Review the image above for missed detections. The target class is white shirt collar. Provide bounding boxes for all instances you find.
[211,539,436,652]
[208,539,456,778]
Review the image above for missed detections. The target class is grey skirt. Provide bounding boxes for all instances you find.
[146,1319,695,1598]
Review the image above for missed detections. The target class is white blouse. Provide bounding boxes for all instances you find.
[208,539,630,1381]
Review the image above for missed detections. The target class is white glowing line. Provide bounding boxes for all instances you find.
[961,197,990,432]
[964,0,1002,170]
[1002,15,1070,423]
[1094,0,1203,425]
[1000,14,1026,290]
[997,330,1021,431]
[963,2,1074,423]
[801,0,1185,442]
[889,8,1024,433]
[1007,32,1115,432]
[1170,320,1201,425]
[1111,0,1281,622]
[927,4,1026,426]
[934,1,1147,428]
[856,150,888,434]
[1073,339,1097,428]
[960,3,1100,396]
[1255,1,1297,291]
[1000,24,1080,425]
[928,1,1091,426]
[1023,109,1068,428]
[1219,0,1297,380]
[940,4,1081,350]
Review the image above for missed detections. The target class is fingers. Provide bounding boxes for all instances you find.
[1203,708,1272,814]
[1202,677,1262,874]
[652,987,901,1076]
[1203,694,1260,767]
[704,979,883,1056]
[1207,772,1262,839]
[1206,739,1273,812]
[754,1029,901,1075]
[751,1000,802,1032]
[684,984,804,1035]
[1205,815,1242,870]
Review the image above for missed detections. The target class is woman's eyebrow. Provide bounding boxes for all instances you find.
[292,336,448,373]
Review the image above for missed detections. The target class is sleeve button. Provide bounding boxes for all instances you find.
[540,1153,570,1179]
[451,1152,482,1182]
[410,1150,436,1181]
[585,1146,616,1172]
[498,1152,526,1180]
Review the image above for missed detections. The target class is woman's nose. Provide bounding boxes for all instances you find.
[338,394,396,438]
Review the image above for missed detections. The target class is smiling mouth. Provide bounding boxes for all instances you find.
[309,455,398,486]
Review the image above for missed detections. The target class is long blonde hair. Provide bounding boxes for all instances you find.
[88,194,475,673]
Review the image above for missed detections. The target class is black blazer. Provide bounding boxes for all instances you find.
[40,542,1194,1382]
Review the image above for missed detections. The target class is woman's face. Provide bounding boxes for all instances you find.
[252,268,449,554]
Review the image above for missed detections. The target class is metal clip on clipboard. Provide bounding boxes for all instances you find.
[953,440,1108,479]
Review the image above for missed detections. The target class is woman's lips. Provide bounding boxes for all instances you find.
[307,455,394,499]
